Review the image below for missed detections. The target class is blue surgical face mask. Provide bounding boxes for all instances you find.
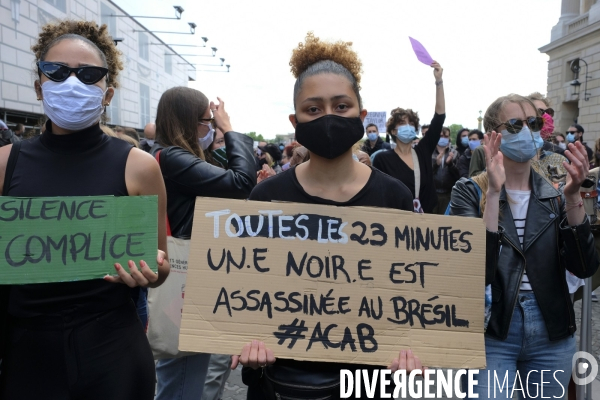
[500,126,537,163]
[468,140,480,151]
[279,145,284,151]
[461,136,469,146]
[532,130,544,150]
[566,133,576,143]
[367,133,379,142]
[395,125,417,144]
[438,137,449,147]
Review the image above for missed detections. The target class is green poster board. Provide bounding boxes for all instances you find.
[0,196,158,285]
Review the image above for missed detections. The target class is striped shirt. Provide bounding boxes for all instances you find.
[506,189,532,291]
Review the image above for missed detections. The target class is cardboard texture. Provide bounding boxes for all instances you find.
[0,196,158,284]
[180,198,486,369]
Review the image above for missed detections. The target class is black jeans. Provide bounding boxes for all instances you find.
[0,301,155,400]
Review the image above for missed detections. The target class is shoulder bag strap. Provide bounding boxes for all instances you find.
[2,141,22,195]
[154,150,172,237]
[411,149,424,213]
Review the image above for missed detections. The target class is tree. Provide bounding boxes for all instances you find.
[448,124,464,145]
[246,132,265,143]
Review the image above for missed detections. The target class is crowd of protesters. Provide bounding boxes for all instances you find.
[0,19,599,400]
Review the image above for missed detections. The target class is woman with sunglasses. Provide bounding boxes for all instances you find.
[231,33,423,400]
[449,94,598,397]
[0,21,169,399]
[150,86,256,400]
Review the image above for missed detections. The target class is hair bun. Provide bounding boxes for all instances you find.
[289,32,362,87]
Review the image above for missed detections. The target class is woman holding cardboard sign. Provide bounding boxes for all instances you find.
[448,94,599,397]
[0,20,169,399]
[233,32,424,400]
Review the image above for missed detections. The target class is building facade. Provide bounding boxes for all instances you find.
[540,0,600,144]
[0,0,195,133]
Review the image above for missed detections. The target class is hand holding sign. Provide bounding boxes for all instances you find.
[104,249,169,288]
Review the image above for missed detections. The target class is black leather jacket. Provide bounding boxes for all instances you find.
[449,171,599,341]
[152,131,256,239]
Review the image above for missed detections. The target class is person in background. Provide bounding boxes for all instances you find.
[122,127,140,145]
[421,124,430,136]
[258,143,283,173]
[152,87,256,400]
[594,138,600,169]
[355,149,372,166]
[289,145,310,167]
[14,123,25,137]
[0,120,19,147]
[361,123,390,156]
[527,92,564,156]
[204,128,227,169]
[413,137,420,147]
[457,129,483,178]
[139,122,156,152]
[455,128,470,157]
[568,124,594,161]
[432,126,459,213]
[281,142,301,171]
[553,133,566,149]
[372,62,445,214]
[0,20,169,399]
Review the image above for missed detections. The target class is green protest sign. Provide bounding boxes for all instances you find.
[0,196,158,285]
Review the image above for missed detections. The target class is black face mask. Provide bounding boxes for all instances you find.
[294,115,364,159]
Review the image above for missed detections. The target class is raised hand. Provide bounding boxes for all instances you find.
[563,141,590,196]
[431,61,443,81]
[484,131,505,194]
[210,97,233,134]
[231,340,276,370]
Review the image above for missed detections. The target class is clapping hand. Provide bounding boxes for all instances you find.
[563,141,590,197]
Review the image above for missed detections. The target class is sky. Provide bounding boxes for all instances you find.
[120,0,562,139]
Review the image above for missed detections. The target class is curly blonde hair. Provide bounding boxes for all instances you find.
[289,32,363,109]
[32,20,123,88]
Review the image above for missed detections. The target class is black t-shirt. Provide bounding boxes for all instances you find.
[250,166,413,211]
[372,113,446,213]
[247,166,412,393]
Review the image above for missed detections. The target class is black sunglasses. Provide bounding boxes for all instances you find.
[494,116,544,134]
[538,107,554,117]
[37,61,109,85]
[199,118,217,129]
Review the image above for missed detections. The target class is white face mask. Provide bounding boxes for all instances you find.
[146,139,155,147]
[558,142,567,150]
[198,122,215,150]
[42,76,106,131]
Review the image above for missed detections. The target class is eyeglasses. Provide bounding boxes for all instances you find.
[199,118,216,129]
[494,116,544,134]
[538,108,554,117]
[37,61,109,85]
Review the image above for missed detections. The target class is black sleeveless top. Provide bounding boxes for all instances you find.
[5,121,134,318]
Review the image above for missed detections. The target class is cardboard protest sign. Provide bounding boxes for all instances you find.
[180,198,486,368]
[363,111,387,135]
[0,196,158,284]
[409,36,434,65]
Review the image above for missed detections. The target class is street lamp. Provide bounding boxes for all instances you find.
[570,58,591,101]
[178,58,225,66]
[150,22,197,35]
[110,5,185,20]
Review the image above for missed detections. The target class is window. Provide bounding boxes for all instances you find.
[44,0,66,12]
[101,3,116,37]
[139,33,149,61]
[140,84,150,127]
[165,54,172,75]
[107,91,120,125]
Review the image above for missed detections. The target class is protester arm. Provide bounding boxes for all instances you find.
[162,132,257,199]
